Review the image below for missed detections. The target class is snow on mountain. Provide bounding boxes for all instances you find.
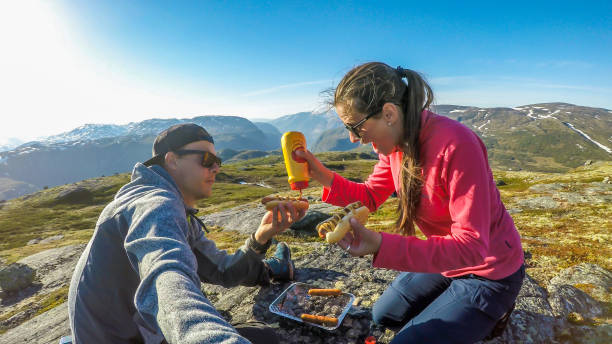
[0,138,25,153]
[563,122,612,154]
[43,124,129,144]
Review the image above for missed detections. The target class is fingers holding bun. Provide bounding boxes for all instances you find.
[316,201,369,244]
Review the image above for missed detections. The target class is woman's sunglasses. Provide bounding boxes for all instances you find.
[344,109,381,139]
[174,149,222,168]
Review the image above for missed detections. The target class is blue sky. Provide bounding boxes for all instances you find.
[1,0,610,142]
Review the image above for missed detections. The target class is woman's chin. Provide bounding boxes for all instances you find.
[371,143,379,154]
[374,144,400,156]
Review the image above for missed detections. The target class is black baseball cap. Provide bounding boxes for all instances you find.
[143,123,214,166]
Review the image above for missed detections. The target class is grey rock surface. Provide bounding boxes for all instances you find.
[0,263,35,296]
[549,263,612,303]
[1,238,609,344]
[202,201,341,234]
[17,244,85,290]
[0,244,85,336]
[547,284,602,318]
[516,196,561,209]
[55,187,93,204]
[0,302,70,344]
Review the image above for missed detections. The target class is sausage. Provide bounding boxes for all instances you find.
[307,288,342,296]
[300,313,339,327]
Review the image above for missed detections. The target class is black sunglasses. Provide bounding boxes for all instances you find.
[344,108,381,138]
[174,149,222,168]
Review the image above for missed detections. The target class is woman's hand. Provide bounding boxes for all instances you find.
[255,202,306,244]
[337,217,382,257]
[294,149,335,187]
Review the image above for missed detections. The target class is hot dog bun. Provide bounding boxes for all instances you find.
[261,195,309,211]
[316,201,369,244]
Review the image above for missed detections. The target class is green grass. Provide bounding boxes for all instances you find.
[35,285,70,315]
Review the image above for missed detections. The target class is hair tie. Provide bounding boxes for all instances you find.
[396,66,405,78]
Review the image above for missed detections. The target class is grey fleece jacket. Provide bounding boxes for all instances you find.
[68,163,268,344]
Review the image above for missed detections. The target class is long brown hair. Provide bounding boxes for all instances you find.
[333,62,433,235]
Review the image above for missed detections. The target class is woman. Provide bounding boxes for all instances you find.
[296,62,525,343]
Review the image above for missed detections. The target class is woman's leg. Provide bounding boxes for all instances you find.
[372,272,453,331]
[390,266,525,344]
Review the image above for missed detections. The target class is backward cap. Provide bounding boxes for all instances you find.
[143,123,214,166]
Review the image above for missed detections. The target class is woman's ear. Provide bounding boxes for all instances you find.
[382,102,400,125]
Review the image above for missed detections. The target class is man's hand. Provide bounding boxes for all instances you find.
[254,202,306,244]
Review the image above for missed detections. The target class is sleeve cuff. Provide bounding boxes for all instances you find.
[372,232,413,269]
[321,172,338,202]
[245,233,271,256]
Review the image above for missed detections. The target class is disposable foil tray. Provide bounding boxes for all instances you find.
[269,282,355,331]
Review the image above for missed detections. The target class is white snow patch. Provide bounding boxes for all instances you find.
[477,120,491,131]
[565,122,612,154]
[512,107,525,111]
[538,114,558,119]
[450,109,467,113]
[526,109,537,119]
[17,147,38,155]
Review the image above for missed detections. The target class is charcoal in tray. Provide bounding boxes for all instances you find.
[278,286,351,318]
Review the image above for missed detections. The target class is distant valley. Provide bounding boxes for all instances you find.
[0,103,610,200]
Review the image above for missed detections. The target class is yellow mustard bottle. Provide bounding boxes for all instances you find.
[281,131,310,190]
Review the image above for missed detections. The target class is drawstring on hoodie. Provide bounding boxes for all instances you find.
[187,209,210,233]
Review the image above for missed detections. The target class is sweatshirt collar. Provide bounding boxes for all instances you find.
[391,110,433,153]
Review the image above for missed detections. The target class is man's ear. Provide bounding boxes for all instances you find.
[382,102,400,125]
[164,152,178,170]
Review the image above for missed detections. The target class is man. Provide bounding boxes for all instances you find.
[68,123,302,344]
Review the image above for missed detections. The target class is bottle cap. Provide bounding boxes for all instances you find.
[364,336,376,344]
[290,181,309,190]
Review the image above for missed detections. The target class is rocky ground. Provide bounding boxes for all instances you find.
[1,241,610,343]
[0,244,85,343]
[1,162,610,343]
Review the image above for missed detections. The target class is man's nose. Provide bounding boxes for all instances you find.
[210,163,221,173]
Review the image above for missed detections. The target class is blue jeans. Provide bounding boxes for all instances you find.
[372,265,525,344]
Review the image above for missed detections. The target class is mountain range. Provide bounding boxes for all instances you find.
[0,103,610,200]
[431,103,612,171]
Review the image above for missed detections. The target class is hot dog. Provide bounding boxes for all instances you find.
[316,201,369,244]
[300,314,339,327]
[261,195,309,211]
[307,288,342,296]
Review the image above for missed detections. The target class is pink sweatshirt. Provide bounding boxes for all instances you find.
[322,110,524,279]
